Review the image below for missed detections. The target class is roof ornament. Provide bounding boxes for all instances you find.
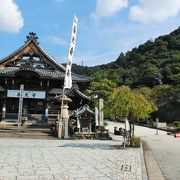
[25,32,39,44]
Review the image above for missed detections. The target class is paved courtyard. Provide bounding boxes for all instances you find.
[0,138,143,180]
[107,121,180,180]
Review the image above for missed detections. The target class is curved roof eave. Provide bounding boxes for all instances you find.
[0,40,66,72]
[78,105,94,115]
[74,88,91,101]
[0,37,91,82]
[0,41,30,65]
[72,73,92,82]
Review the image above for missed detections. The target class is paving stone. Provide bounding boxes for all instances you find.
[17,176,38,180]
[0,138,143,180]
[0,177,17,180]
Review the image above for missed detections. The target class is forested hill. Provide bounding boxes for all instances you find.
[72,26,180,88]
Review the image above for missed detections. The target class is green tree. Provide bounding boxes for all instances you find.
[141,64,162,87]
[107,68,124,84]
[137,87,153,101]
[89,79,116,101]
[91,70,108,81]
[105,86,157,136]
[151,84,178,101]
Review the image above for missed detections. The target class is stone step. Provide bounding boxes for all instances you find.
[0,121,57,139]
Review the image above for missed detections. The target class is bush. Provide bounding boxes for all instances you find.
[130,136,141,147]
[173,121,180,128]
[175,127,180,133]
[99,126,105,131]
[104,121,108,127]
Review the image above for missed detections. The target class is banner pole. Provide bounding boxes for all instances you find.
[58,16,78,138]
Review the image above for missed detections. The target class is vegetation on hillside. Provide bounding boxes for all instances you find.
[72,27,180,88]
[72,27,180,122]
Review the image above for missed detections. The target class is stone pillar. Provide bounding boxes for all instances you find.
[63,102,69,139]
[99,98,104,127]
[77,117,80,132]
[57,121,63,139]
[95,107,98,127]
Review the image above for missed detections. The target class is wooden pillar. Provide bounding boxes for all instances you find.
[45,102,49,122]
[89,118,92,133]
[2,101,6,121]
[2,82,7,121]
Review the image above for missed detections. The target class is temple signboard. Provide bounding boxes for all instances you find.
[7,90,46,99]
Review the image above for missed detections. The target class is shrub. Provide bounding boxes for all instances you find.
[99,126,105,131]
[130,136,141,147]
[104,121,108,127]
[175,127,180,132]
[173,121,180,128]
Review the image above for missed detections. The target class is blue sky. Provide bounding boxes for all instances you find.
[0,0,180,66]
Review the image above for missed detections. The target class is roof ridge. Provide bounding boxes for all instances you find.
[0,37,66,72]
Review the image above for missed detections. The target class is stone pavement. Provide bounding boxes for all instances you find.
[106,120,180,180]
[0,138,143,180]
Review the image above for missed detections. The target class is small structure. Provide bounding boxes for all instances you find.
[76,105,94,133]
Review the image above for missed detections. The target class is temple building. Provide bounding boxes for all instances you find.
[0,32,91,126]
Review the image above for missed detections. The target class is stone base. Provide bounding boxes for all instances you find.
[64,135,69,139]
[0,121,6,128]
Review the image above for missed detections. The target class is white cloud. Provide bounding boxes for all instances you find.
[46,35,67,46]
[129,0,180,23]
[0,0,24,33]
[92,0,128,20]
[75,16,180,66]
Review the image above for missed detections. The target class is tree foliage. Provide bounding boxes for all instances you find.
[89,79,116,101]
[71,27,180,122]
[105,86,157,120]
[72,27,180,88]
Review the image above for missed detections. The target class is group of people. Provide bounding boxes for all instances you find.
[114,126,129,137]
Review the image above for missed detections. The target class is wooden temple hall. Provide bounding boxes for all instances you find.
[0,32,94,135]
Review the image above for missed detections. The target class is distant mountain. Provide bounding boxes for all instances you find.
[72,27,180,88]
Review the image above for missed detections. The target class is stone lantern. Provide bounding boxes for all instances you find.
[56,95,72,139]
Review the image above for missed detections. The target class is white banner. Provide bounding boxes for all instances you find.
[64,16,78,89]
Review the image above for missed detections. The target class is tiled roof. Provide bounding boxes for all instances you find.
[0,33,91,82]
[78,105,94,115]
[0,67,19,75]
[0,40,66,72]
[0,67,91,81]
